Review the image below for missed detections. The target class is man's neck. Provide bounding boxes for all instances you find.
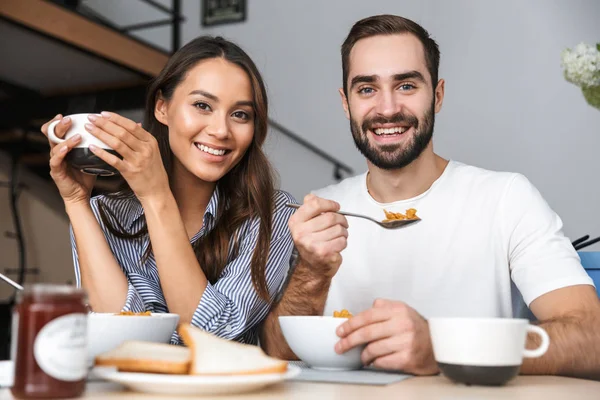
[366,149,448,203]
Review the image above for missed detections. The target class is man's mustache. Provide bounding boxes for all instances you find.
[362,112,419,132]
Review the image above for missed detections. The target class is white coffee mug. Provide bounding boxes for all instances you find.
[47,113,119,176]
[429,317,550,385]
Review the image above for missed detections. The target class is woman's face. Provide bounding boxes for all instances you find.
[155,57,255,183]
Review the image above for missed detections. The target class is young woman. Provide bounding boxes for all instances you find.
[41,36,296,344]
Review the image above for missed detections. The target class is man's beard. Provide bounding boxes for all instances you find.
[350,102,435,170]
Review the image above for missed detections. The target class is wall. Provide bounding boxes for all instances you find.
[0,152,73,302]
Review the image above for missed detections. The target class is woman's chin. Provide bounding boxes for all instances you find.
[193,173,221,183]
[176,160,233,183]
[190,167,226,183]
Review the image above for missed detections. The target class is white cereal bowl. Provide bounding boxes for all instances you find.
[87,313,179,364]
[278,316,364,371]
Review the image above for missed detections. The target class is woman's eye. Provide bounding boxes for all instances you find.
[193,102,211,111]
[232,111,250,120]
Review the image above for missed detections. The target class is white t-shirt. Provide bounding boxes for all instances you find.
[314,160,594,319]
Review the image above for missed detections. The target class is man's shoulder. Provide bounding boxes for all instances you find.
[312,173,367,202]
[451,160,518,181]
[449,161,526,192]
[448,161,546,213]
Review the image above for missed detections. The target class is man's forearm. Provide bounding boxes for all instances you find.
[260,260,332,359]
[521,310,600,379]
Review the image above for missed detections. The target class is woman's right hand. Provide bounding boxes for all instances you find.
[41,115,96,205]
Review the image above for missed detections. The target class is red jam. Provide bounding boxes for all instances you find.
[11,284,88,399]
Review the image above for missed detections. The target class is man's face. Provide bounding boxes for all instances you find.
[341,34,444,170]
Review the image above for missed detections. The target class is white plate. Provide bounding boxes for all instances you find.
[92,365,301,396]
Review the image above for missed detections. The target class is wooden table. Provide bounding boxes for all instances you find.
[2,375,598,399]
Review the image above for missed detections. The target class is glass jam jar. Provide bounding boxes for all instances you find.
[11,284,88,399]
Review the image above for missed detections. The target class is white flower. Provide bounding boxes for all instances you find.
[561,42,600,88]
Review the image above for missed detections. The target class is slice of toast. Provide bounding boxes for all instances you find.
[178,324,288,375]
[94,341,191,374]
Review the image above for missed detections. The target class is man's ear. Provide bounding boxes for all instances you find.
[154,92,168,125]
[434,79,445,113]
[339,88,350,120]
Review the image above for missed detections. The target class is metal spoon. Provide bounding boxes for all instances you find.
[0,272,23,291]
[285,203,421,229]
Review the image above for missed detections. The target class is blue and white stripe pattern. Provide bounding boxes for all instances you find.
[70,189,296,345]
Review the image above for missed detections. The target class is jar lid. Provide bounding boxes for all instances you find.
[22,283,85,295]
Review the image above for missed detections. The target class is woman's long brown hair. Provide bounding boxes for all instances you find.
[97,36,274,301]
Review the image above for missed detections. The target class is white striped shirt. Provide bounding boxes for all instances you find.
[70,189,296,345]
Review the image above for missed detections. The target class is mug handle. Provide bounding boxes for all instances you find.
[47,120,66,144]
[523,325,550,358]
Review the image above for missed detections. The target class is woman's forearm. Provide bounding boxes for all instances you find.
[140,193,208,324]
[66,201,128,312]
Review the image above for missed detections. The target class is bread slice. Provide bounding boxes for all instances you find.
[178,324,288,376]
[95,341,191,374]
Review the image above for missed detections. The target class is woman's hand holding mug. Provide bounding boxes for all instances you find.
[82,111,169,202]
[41,114,97,206]
[42,111,169,205]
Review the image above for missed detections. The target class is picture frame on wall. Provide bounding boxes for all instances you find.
[202,0,247,27]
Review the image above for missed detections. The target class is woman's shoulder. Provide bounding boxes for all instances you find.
[273,190,297,211]
[270,191,296,236]
[240,190,294,233]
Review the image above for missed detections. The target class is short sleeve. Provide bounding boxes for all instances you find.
[501,174,594,305]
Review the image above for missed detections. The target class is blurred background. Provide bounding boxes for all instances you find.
[0,0,599,359]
